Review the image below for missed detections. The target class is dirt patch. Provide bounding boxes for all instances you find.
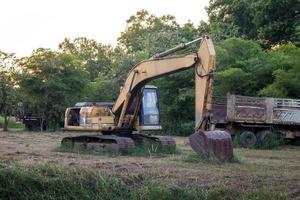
[0,131,299,197]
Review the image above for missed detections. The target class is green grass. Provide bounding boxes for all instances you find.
[0,164,289,200]
[58,141,241,164]
[180,151,241,164]
[254,132,285,149]
[0,116,24,130]
[233,132,285,150]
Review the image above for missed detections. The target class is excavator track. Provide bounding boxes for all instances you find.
[61,134,176,153]
[61,135,135,152]
[131,134,176,151]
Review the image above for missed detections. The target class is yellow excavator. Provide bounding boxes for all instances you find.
[63,36,233,160]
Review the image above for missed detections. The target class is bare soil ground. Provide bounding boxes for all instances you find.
[0,131,299,198]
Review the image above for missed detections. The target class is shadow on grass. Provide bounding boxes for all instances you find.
[55,141,178,157]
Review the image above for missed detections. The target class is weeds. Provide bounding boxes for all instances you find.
[181,151,240,164]
[233,132,285,150]
[254,132,285,149]
[0,116,24,130]
[0,164,289,200]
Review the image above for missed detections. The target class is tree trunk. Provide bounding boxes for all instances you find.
[3,114,9,131]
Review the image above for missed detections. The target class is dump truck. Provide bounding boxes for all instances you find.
[210,94,300,147]
[63,36,234,160]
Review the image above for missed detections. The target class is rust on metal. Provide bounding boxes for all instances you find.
[189,130,233,160]
[225,95,300,125]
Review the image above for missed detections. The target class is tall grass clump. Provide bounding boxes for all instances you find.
[233,131,284,149]
[255,132,284,149]
[0,164,289,200]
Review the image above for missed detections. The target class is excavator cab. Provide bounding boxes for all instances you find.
[139,85,162,130]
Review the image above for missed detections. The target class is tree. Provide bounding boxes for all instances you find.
[253,0,300,47]
[0,51,17,131]
[18,49,89,130]
[87,74,118,102]
[206,0,300,47]
[214,37,276,95]
[214,68,255,96]
[259,44,300,98]
[206,0,256,40]
[59,37,113,81]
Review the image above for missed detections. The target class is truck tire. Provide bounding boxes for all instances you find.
[257,130,272,142]
[240,131,257,148]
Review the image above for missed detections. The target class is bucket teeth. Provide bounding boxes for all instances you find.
[189,130,233,160]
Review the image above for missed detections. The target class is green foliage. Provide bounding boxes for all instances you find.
[206,0,300,47]
[181,151,240,164]
[214,68,255,96]
[0,116,24,129]
[59,37,113,81]
[253,0,300,47]
[18,49,89,130]
[118,10,180,54]
[0,51,18,131]
[233,131,284,149]
[214,38,271,96]
[207,0,254,40]
[0,164,289,200]
[87,75,117,102]
[214,38,300,98]
[259,44,300,98]
[255,133,285,149]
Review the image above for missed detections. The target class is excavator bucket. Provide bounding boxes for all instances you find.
[189,130,233,160]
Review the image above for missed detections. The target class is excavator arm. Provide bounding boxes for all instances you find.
[113,36,215,130]
[112,36,233,160]
[112,55,197,126]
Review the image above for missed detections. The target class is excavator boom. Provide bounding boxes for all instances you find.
[110,36,233,160]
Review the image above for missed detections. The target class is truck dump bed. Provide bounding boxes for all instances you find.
[211,94,300,125]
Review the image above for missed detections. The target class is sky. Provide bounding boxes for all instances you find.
[0,0,209,57]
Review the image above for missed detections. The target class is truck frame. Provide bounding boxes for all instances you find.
[211,94,300,147]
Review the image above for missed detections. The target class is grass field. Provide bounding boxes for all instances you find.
[0,116,24,130]
[0,131,299,199]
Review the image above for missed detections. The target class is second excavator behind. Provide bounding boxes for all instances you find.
[62,36,233,160]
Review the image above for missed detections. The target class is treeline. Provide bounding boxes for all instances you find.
[0,0,299,132]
